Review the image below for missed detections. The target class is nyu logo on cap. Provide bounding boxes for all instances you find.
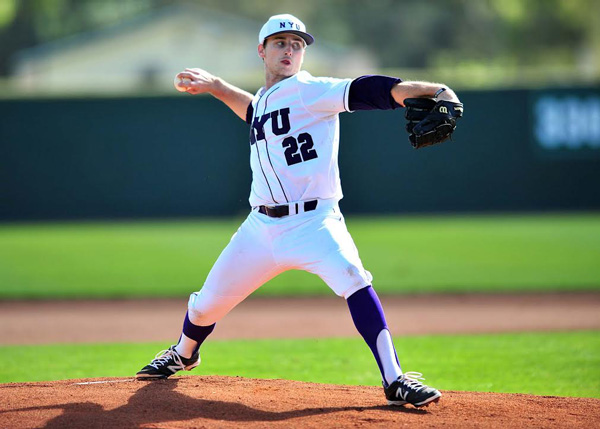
[258,14,314,46]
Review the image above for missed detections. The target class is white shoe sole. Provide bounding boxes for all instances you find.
[388,391,442,407]
[135,359,199,380]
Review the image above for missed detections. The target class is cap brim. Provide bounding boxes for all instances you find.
[264,30,314,46]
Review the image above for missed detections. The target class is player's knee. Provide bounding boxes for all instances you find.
[340,267,374,299]
[187,306,217,325]
[187,290,228,325]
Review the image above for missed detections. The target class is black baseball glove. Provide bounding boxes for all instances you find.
[404,98,464,149]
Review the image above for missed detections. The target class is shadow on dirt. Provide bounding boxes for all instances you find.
[12,379,426,428]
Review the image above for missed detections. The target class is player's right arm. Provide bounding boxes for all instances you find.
[175,68,253,121]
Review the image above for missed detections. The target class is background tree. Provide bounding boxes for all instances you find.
[0,0,598,86]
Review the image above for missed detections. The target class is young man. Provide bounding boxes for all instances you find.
[137,14,461,408]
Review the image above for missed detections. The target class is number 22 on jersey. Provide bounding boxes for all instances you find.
[250,107,319,166]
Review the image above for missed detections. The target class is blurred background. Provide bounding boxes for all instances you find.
[1,0,600,95]
[1,0,600,220]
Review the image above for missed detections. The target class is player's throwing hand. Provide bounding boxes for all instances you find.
[174,68,218,94]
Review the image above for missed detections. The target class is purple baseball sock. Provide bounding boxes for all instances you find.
[177,311,215,357]
[346,286,402,385]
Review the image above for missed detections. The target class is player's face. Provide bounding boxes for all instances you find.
[259,34,306,82]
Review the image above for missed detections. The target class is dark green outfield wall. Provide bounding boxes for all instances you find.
[1,87,599,220]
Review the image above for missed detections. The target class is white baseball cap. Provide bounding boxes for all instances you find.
[258,14,314,46]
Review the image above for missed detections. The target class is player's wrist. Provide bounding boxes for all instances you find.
[207,77,225,97]
[435,88,460,103]
[433,88,446,99]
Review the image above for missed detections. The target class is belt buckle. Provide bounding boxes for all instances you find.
[264,205,276,217]
[267,204,288,218]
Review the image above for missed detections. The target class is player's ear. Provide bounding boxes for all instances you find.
[258,43,266,60]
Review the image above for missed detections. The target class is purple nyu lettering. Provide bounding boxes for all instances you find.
[251,114,269,142]
[270,108,291,136]
[250,108,291,144]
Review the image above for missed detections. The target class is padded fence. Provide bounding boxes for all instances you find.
[1,87,599,220]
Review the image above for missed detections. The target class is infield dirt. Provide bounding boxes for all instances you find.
[2,376,599,428]
[2,292,599,344]
[1,292,599,428]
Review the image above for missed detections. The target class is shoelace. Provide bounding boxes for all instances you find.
[396,372,427,397]
[149,348,184,370]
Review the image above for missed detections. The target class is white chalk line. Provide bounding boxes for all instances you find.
[73,379,136,385]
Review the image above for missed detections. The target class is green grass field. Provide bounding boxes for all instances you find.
[1,332,598,398]
[1,213,599,298]
[1,213,599,399]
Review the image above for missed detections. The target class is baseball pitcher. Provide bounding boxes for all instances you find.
[136,14,463,408]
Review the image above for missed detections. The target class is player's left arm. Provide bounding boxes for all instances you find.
[347,76,460,110]
[391,81,460,106]
[348,76,463,148]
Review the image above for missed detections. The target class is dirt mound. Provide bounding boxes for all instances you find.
[1,376,598,428]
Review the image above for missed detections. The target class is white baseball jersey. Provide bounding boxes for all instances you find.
[248,71,353,207]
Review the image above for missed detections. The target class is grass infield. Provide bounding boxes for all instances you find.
[0,213,599,299]
[1,331,598,399]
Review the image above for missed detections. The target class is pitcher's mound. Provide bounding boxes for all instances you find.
[1,375,598,428]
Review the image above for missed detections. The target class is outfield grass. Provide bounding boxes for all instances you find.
[1,331,598,398]
[0,213,599,298]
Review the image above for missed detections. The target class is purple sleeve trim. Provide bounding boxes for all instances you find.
[245,102,254,124]
[348,75,403,111]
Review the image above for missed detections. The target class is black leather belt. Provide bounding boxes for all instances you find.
[258,200,318,218]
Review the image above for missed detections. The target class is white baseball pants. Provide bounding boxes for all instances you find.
[187,199,372,325]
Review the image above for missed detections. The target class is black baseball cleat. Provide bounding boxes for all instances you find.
[136,345,200,380]
[384,372,442,407]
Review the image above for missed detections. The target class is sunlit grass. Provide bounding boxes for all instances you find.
[0,213,599,298]
[1,331,598,398]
